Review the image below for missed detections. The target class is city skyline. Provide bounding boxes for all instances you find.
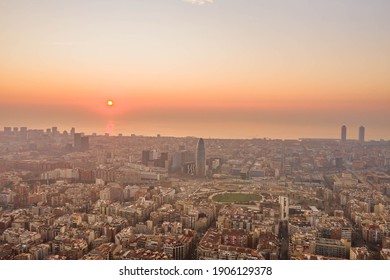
[1,120,390,261]
[0,124,379,142]
[2,0,390,265]
[1,0,390,139]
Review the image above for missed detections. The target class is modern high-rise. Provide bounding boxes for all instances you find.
[74,133,89,151]
[74,133,82,150]
[341,125,347,142]
[359,126,365,143]
[279,196,289,221]
[278,196,289,260]
[195,138,206,177]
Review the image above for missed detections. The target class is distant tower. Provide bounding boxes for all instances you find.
[74,133,82,150]
[52,127,58,136]
[278,196,289,260]
[74,133,89,151]
[341,125,347,142]
[195,138,206,177]
[359,126,365,143]
[279,196,289,221]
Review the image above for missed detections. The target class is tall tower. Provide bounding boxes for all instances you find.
[195,138,206,177]
[278,196,289,260]
[74,133,82,151]
[74,133,89,151]
[359,126,365,143]
[341,125,347,142]
[279,196,289,221]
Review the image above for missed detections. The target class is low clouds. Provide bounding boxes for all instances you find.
[182,0,214,5]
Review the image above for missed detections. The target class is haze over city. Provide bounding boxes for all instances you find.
[1,0,390,139]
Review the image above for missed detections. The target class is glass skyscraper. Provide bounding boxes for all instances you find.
[195,138,206,177]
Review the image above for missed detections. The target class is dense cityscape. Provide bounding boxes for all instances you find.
[1,126,390,260]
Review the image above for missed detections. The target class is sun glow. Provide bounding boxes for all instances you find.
[107,100,113,107]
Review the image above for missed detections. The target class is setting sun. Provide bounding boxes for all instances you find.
[107,100,113,107]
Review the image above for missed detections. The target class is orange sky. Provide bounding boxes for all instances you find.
[1,0,390,139]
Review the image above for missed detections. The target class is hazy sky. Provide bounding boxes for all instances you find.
[1,0,390,139]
